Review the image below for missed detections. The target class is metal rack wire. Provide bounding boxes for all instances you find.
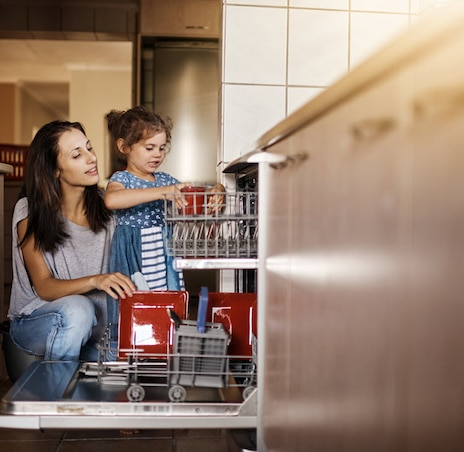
[94,321,257,403]
[164,190,258,259]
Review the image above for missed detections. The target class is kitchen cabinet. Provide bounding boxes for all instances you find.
[251,2,464,451]
[140,0,220,39]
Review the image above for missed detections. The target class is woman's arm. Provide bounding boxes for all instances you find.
[104,180,186,210]
[18,218,135,301]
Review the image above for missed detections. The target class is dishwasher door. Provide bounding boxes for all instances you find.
[0,361,256,429]
[0,292,257,432]
[0,359,257,430]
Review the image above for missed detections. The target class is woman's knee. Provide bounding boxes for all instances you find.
[52,295,97,330]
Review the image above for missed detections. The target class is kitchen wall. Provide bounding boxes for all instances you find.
[0,83,56,144]
[219,0,451,181]
[420,0,452,10]
[70,69,132,181]
[0,84,17,144]
[17,88,57,144]
[0,66,131,185]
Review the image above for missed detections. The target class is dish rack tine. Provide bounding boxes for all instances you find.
[165,191,258,258]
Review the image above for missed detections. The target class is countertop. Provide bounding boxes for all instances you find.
[257,1,464,150]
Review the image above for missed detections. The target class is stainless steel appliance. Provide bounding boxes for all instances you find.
[140,39,219,185]
[0,185,259,451]
[139,38,221,294]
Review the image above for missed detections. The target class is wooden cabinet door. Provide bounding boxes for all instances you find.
[259,27,464,451]
[261,79,411,450]
[140,0,220,38]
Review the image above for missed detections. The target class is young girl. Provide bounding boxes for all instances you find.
[105,106,225,300]
[8,120,135,362]
[104,106,187,294]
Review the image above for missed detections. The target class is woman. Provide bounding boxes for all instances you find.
[7,120,135,362]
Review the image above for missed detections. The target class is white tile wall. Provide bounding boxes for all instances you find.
[350,12,411,69]
[225,0,286,6]
[351,0,411,13]
[223,5,287,85]
[419,0,450,12]
[287,86,324,114]
[289,0,349,9]
[288,9,349,86]
[411,0,421,13]
[222,84,286,162]
[220,0,419,165]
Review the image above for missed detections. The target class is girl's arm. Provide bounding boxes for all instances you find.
[17,218,136,301]
[104,180,186,210]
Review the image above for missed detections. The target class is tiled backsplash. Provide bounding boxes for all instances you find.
[419,0,451,12]
[219,0,434,165]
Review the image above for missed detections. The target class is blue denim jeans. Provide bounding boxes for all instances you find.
[10,295,98,361]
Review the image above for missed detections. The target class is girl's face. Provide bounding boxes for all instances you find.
[124,131,167,178]
[56,128,99,189]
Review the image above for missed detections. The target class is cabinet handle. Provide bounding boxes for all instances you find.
[413,87,464,118]
[270,152,308,170]
[350,117,396,141]
[185,25,209,30]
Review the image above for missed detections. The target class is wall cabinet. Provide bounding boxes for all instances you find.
[140,0,220,39]
[254,3,464,451]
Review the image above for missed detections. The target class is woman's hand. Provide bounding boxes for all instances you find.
[91,272,136,300]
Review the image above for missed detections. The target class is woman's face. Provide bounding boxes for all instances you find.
[56,128,99,189]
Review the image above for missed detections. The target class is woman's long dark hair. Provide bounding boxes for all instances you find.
[19,120,112,252]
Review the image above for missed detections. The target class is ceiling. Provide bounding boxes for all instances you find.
[0,39,132,118]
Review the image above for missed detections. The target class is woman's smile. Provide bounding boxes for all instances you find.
[86,166,98,176]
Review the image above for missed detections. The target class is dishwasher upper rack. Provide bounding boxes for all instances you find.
[163,190,258,258]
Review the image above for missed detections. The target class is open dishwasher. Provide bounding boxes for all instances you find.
[0,188,258,448]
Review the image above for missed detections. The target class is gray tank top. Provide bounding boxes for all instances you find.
[8,197,115,337]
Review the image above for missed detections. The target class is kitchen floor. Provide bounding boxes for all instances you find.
[0,377,248,452]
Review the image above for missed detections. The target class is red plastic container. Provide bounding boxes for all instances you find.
[118,291,189,357]
[180,185,205,215]
[205,292,257,357]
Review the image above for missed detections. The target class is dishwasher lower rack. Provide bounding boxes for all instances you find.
[163,190,258,259]
[1,358,258,432]
[1,324,258,430]
[96,321,257,404]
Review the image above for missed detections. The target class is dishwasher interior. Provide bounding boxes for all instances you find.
[0,181,258,450]
[2,290,257,418]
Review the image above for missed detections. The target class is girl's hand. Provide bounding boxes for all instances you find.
[206,183,226,214]
[173,183,190,211]
[93,272,136,300]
